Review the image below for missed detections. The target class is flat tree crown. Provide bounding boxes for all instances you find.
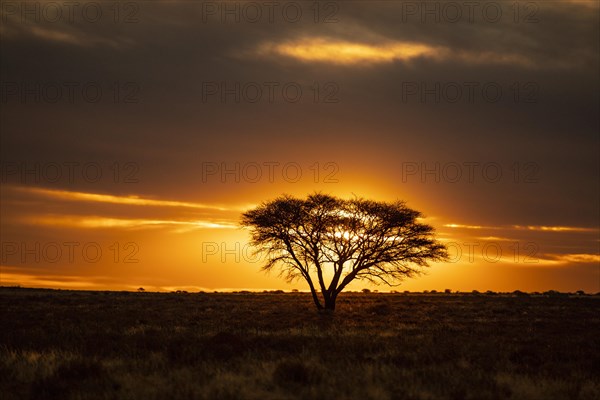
[241,193,448,310]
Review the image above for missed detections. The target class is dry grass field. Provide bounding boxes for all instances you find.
[1,287,599,399]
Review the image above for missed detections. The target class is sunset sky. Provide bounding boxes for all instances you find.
[1,0,598,293]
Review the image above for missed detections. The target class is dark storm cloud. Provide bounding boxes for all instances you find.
[1,0,598,227]
[0,1,598,292]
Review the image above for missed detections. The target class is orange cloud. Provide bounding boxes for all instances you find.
[18,215,237,231]
[444,223,486,230]
[258,38,442,65]
[444,223,598,233]
[512,225,598,233]
[256,37,533,67]
[9,186,238,211]
[545,253,600,264]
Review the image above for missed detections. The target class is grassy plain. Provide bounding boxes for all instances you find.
[1,287,599,399]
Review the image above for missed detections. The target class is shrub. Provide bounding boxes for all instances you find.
[544,290,566,298]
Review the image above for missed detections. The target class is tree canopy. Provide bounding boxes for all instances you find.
[241,193,448,310]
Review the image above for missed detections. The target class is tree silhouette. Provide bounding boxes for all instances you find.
[241,193,448,311]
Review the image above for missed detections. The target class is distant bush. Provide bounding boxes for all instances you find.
[575,290,586,296]
[512,290,529,297]
[471,290,480,295]
[291,289,299,293]
[485,290,497,295]
[543,290,567,298]
[444,289,452,294]
[430,290,437,294]
[361,288,371,293]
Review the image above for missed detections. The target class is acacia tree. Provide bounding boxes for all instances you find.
[241,193,448,311]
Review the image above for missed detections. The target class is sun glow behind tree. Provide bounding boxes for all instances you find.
[242,193,448,310]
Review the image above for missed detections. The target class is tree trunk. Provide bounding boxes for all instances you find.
[306,281,323,310]
[323,292,336,311]
[310,289,323,310]
[301,271,323,310]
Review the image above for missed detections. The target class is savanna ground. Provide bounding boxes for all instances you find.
[1,287,599,400]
